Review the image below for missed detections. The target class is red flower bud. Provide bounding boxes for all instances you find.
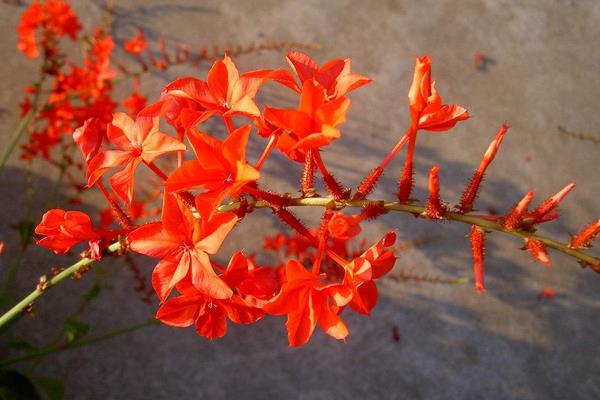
[470,226,486,292]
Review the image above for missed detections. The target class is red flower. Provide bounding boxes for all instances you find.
[128,194,238,302]
[408,56,469,131]
[265,79,350,161]
[263,259,353,346]
[286,51,372,99]
[165,55,277,119]
[344,232,397,315]
[156,252,265,340]
[327,212,362,241]
[124,29,147,56]
[73,118,104,164]
[87,112,185,202]
[35,209,106,258]
[165,125,259,219]
[16,0,81,59]
[122,91,147,116]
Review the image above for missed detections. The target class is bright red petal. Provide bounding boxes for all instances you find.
[194,305,227,339]
[156,295,202,327]
[286,291,318,347]
[190,250,233,300]
[286,51,318,83]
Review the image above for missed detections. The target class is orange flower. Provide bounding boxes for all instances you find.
[87,112,186,203]
[34,209,114,259]
[165,125,260,220]
[265,79,350,161]
[124,29,147,55]
[156,253,265,340]
[122,91,147,116]
[286,51,372,99]
[327,212,362,241]
[408,56,469,131]
[263,259,353,346]
[165,55,279,120]
[128,194,238,302]
[16,0,82,59]
[344,232,396,315]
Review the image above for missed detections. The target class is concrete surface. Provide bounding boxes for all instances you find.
[0,0,599,399]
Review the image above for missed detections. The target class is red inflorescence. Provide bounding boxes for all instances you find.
[22,0,599,347]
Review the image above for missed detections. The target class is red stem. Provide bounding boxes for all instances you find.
[354,128,410,199]
[301,149,315,197]
[144,160,169,181]
[397,119,419,203]
[313,151,347,200]
[96,179,132,228]
[243,185,289,208]
[381,129,411,170]
[313,210,333,274]
[224,115,235,133]
[275,208,348,267]
[255,134,277,171]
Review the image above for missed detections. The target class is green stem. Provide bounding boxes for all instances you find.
[0,241,123,329]
[0,110,35,170]
[0,75,46,171]
[0,319,157,368]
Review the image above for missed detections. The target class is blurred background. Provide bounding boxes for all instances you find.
[0,0,599,399]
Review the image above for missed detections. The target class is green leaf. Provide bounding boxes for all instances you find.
[10,219,35,248]
[31,377,64,400]
[0,370,41,400]
[64,319,89,345]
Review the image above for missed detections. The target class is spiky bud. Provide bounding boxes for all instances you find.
[424,165,445,219]
[524,238,551,266]
[470,225,486,292]
[528,182,575,224]
[360,201,388,221]
[459,123,509,213]
[354,166,384,200]
[502,191,534,230]
[569,218,600,249]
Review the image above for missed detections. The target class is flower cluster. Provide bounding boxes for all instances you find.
[31,47,600,346]
[23,0,599,348]
[12,0,307,213]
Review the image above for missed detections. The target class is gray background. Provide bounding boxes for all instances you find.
[1,1,599,399]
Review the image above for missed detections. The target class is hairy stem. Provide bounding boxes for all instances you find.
[218,197,600,269]
[1,197,598,330]
[0,241,123,329]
